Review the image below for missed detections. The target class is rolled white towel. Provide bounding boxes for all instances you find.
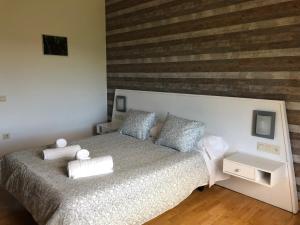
[43,145,81,160]
[68,155,113,179]
[76,149,91,160]
[56,138,67,148]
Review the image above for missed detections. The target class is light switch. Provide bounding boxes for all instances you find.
[0,96,7,102]
[257,142,280,155]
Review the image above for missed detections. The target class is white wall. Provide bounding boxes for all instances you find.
[0,0,107,155]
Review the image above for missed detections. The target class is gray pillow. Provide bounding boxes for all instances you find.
[156,114,205,152]
[119,109,156,140]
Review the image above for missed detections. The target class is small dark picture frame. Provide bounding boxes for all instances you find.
[252,110,276,139]
[43,35,68,56]
[116,96,126,112]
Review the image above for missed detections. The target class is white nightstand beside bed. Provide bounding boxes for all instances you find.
[223,152,285,187]
[96,120,122,135]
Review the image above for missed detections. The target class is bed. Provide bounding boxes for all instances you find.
[1,132,209,225]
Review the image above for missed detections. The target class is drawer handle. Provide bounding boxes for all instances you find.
[234,169,240,172]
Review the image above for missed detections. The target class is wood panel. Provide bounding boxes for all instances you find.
[107,0,246,30]
[108,1,300,43]
[106,0,300,197]
[108,25,300,59]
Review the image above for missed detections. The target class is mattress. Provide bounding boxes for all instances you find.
[1,132,209,225]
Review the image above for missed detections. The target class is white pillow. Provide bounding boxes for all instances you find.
[197,135,230,187]
[197,135,229,160]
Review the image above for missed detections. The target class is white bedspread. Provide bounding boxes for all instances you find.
[1,133,209,225]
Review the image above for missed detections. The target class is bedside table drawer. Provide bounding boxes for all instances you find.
[223,160,255,180]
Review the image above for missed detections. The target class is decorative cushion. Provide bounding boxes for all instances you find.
[156,114,205,152]
[119,109,156,140]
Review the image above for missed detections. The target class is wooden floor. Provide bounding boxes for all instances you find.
[0,186,299,225]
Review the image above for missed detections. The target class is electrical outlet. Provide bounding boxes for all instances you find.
[0,96,6,102]
[257,142,280,155]
[2,133,10,140]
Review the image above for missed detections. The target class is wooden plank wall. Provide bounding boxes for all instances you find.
[105,0,300,196]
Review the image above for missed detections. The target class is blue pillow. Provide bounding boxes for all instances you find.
[119,109,156,140]
[156,114,205,152]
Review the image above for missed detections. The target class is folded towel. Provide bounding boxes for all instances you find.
[76,149,91,160]
[56,138,67,148]
[43,145,81,160]
[68,155,113,179]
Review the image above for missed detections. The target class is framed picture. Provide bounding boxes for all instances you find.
[42,35,68,56]
[116,96,126,112]
[252,110,276,139]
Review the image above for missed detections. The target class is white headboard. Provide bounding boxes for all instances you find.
[112,89,298,213]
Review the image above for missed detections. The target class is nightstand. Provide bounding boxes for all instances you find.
[96,121,122,135]
[223,152,284,187]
